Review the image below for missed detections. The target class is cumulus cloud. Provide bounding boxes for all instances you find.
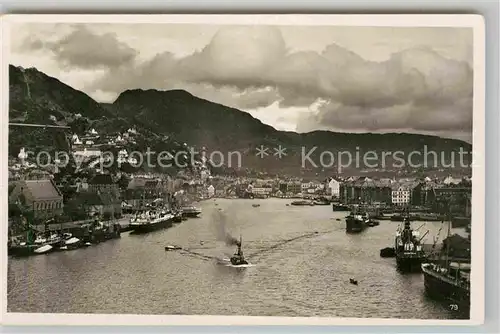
[19,25,138,70]
[15,24,473,140]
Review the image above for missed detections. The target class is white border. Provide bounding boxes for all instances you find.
[0,14,486,326]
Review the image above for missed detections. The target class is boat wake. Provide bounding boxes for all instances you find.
[247,230,331,259]
[167,230,332,265]
[216,257,255,268]
[178,249,215,261]
[166,210,332,266]
[223,263,255,268]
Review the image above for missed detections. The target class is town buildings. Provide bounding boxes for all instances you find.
[88,174,119,195]
[9,179,64,219]
[326,178,341,198]
[278,181,302,196]
[207,185,215,198]
[391,183,412,206]
[340,177,393,204]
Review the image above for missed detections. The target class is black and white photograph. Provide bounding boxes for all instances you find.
[2,14,485,325]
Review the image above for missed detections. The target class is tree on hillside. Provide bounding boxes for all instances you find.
[63,195,89,221]
[117,174,131,191]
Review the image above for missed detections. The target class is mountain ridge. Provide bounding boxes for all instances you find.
[8,64,472,176]
[112,87,470,145]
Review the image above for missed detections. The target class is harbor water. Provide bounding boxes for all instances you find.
[7,198,467,318]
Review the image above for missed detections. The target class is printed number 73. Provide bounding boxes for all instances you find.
[449,304,459,311]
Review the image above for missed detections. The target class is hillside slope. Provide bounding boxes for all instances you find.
[8,65,472,176]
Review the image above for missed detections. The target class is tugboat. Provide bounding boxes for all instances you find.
[395,211,427,272]
[230,236,248,266]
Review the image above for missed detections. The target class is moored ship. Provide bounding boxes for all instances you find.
[172,210,183,222]
[345,209,369,233]
[332,203,350,211]
[312,197,330,206]
[291,200,314,206]
[417,213,442,221]
[181,206,202,218]
[421,207,471,316]
[9,231,62,257]
[421,261,470,316]
[394,214,427,272]
[130,209,174,233]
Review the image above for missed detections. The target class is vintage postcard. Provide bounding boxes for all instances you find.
[1,14,485,326]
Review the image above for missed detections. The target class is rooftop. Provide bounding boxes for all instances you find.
[23,179,63,200]
[90,174,114,185]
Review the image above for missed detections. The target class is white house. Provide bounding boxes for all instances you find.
[327,178,341,198]
[49,115,57,122]
[391,185,411,206]
[251,186,272,196]
[443,175,462,185]
[72,134,83,145]
[117,149,129,164]
[301,182,312,192]
[89,128,98,135]
[73,148,102,164]
[18,148,27,165]
[207,185,215,198]
[128,156,138,165]
[200,169,210,181]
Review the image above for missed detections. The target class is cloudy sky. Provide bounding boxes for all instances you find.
[11,23,473,143]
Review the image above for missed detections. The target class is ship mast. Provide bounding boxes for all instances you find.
[445,200,451,269]
[439,196,452,268]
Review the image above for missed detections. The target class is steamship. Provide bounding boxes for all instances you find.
[421,210,470,316]
[345,209,369,233]
[421,261,470,315]
[130,209,174,233]
[230,236,248,266]
[332,202,350,211]
[181,206,202,218]
[394,214,427,272]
